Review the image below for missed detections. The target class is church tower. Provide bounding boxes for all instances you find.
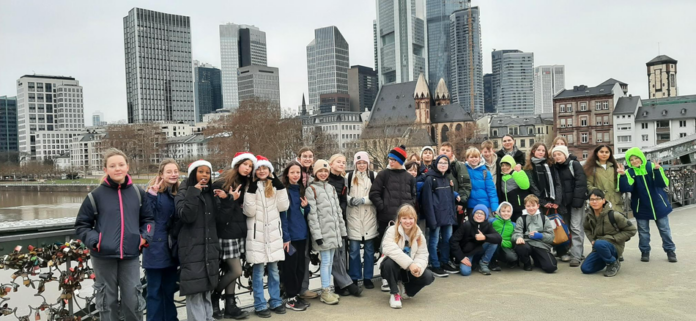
[414,73,431,124]
[434,78,451,106]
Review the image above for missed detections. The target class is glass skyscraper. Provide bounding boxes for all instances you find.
[449,6,483,114]
[534,65,565,114]
[194,62,223,122]
[498,52,535,115]
[491,49,521,111]
[219,23,267,111]
[238,65,280,109]
[426,0,459,94]
[0,96,18,155]
[306,26,349,113]
[375,0,427,85]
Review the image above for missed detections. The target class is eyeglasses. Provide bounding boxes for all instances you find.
[473,212,485,216]
[589,198,603,202]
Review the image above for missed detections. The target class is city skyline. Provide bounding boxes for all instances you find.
[2,1,696,123]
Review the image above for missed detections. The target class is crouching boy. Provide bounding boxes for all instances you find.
[512,195,557,273]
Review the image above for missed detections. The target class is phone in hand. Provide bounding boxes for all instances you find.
[287,243,297,256]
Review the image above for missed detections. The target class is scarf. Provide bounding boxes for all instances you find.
[532,157,555,200]
[504,146,520,157]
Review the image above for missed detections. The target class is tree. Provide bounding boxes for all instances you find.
[355,120,417,170]
[101,123,165,175]
[448,122,481,158]
[303,126,340,160]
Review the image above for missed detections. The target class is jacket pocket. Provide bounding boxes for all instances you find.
[658,193,668,207]
[93,283,107,312]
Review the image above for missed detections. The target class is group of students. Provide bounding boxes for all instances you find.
[73,134,679,320]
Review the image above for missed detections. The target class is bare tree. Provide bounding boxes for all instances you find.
[102,123,165,175]
[356,120,416,170]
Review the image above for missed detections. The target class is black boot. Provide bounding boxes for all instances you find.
[224,295,250,320]
[211,291,223,320]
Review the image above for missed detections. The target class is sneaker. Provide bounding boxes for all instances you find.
[603,260,621,277]
[478,262,491,275]
[667,251,677,263]
[489,261,502,272]
[619,255,624,262]
[270,304,286,314]
[443,262,459,274]
[429,267,449,278]
[297,297,311,308]
[641,252,650,262]
[569,259,581,267]
[300,290,318,299]
[560,254,571,262]
[320,288,339,305]
[381,279,390,292]
[285,297,308,311]
[389,294,402,309]
[363,279,374,289]
[397,281,410,300]
[523,262,533,271]
[255,309,271,318]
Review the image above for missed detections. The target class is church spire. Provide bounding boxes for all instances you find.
[414,73,430,99]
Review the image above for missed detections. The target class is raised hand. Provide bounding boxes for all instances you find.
[475,229,485,241]
[194,178,208,190]
[213,188,228,199]
[514,164,522,172]
[300,196,308,207]
[231,185,242,200]
[617,164,626,175]
[654,160,661,170]
[148,177,162,195]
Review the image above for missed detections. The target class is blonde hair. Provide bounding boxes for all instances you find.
[147,159,180,195]
[329,154,346,177]
[101,148,129,182]
[552,136,568,147]
[524,194,539,205]
[465,147,481,159]
[394,205,423,247]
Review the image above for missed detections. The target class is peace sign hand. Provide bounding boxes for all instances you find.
[617,164,626,175]
[300,196,308,207]
[148,177,163,195]
[194,178,208,190]
[231,185,242,201]
[654,160,661,170]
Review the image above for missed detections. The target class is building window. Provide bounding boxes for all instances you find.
[604,133,611,143]
[641,123,648,129]
[567,104,573,112]
[528,128,534,135]
[581,133,588,143]
[596,116,602,126]
[618,124,631,131]
[581,118,587,127]
[680,120,687,128]
[656,120,670,128]
[582,150,588,159]
[618,136,632,142]
[493,129,498,137]
[595,102,601,110]
[560,119,566,128]
[560,104,565,113]
[642,135,649,142]
[680,133,687,138]
[580,102,587,111]
[603,101,609,110]
[597,134,603,143]
[567,135,574,144]
[520,139,526,148]
[567,118,573,127]
[604,116,609,125]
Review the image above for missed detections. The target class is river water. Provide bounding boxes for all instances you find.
[0,190,84,222]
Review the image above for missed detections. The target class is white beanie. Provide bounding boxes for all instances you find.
[421,146,435,159]
[231,152,257,170]
[551,145,570,159]
[353,151,370,167]
[188,159,213,176]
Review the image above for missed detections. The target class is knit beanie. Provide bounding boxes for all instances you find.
[420,146,435,159]
[313,159,330,175]
[388,145,408,165]
[231,152,257,170]
[551,145,570,159]
[255,155,274,173]
[188,159,213,176]
[354,151,370,167]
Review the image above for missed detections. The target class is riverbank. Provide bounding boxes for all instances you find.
[0,182,148,192]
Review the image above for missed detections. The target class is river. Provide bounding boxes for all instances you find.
[0,190,84,222]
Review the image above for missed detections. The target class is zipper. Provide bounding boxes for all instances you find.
[254,222,257,239]
[118,185,124,259]
[658,193,668,207]
[640,177,658,220]
[503,181,509,202]
[636,199,639,214]
[97,232,102,251]
[517,195,521,206]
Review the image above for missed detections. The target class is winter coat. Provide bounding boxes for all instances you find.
[418,162,435,176]
[280,184,309,242]
[512,210,555,251]
[211,180,248,240]
[465,161,499,211]
[382,225,428,271]
[490,214,516,249]
[421,155,457,228]
[446,159,472,205]
[619,148,672,220]
[174,180,220,296]
[498,156,538,222]
[243,180,290,264]
[328,172,348,220]
[307,180,347,251]
[75,175,154,260]
[584,206,637,257]
[587,162,624,210]
[369,168,416,224]
[495,147,526,188]
[142,187,176,269]
[450,205,502,262]
[345,171,379,241]
[527,159,564,212]
[554,158,588,209]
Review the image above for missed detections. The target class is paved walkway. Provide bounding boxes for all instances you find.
[186,206,696,320]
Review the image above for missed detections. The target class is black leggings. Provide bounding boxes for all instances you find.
[216,258,243,295]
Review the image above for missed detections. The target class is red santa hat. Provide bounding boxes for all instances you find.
[231,152,258,170]
[254,155,274,173]
[188,159,213,176]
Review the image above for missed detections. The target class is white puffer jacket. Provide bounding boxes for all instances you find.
[382,225,428,271]
[243,180,290,264]
[345,171,378,241]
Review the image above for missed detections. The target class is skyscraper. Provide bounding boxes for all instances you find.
[194,61,223,122]
[92,111,104,127]
[483,73,493,113]
[306,26,349,113]
[426,0,459,94]
[124,8,194,124]
[498,52,534,115]
[348,65,378,112]
[0,96,18,155]
[534,65,565,114]
[491,49,521,110]
[219,23,268,111]
[449,6,483,114]
[375,0,428,85]
[238,65,280,108]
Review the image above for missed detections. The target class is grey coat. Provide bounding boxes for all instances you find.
[512,210,555,251]
[307,180,347,251]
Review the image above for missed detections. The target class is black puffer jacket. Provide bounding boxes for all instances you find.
[211,180,247,240]
[495,148,526,188]
[175,180,220,296]
[554,159,588,209]
[449,206,502,262]
[328,172,348,220]
[369,168,416,224]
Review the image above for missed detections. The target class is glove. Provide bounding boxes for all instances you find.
[271,174,285,190]
[315,239,324,246]
[529,232,543,240]
[359,198,366,205]
[247,180,259,194]
[350,198,362,206]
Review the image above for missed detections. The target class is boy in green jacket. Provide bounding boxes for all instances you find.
[498,155,538,223]
[489,202,518,270]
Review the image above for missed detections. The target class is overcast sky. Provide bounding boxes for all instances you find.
[1,0,695,124]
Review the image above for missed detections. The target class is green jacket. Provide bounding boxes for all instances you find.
[490,214,515,249]
[446,158,472,206]
[587,161,624,210]
[583,206,636,257]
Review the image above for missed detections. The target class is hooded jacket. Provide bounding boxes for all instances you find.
[495,146,526,188]
[369,168,416,224]
[421,155,457,228]
[554,157,588,209]
[75,175,155,260]
[307,180,348,251]
[465,160,499,211]
[243,180,290,264]
[512,209,555,251]
[619,148,672,220]
[142,186,176,269]
[587,161,624,210]
[345,170,379,241]
[280,184,310,242]
[489,202,516,249]
[449,205,502,262]
[497,155,538,220]
[584,205,637,257]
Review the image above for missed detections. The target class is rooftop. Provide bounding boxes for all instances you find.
[613,95,642,115]
[647,55,678,66]
[554,78,624,99]
[635,96,696,121]
[20,75,76,81]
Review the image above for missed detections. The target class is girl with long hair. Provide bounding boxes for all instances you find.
[583,145,623,210]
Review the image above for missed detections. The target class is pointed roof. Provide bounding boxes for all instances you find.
[434,78,450,100]
[647,55,677,66]
[414,73,430,99]
[598,78,627,86]
[301,94,306,107]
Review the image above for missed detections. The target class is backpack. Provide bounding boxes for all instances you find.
[87,185,142,217]
[607,210,632,241]
[346,170,375,194]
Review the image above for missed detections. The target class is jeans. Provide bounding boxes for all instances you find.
[458,243,498,276]
[349,239,375,281]
[428,225,453,268]
[92,257,144,321]
[636,216,676,253]
[145,267,178,321]
[581,240,618,274]
[319,249,335,289]
[252,263,282,312]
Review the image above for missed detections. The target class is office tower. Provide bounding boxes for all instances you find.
[124,8,195,124]
[0,96,18,154]
[237,65,281,108]
[534,65,565,114]
[194,61,223,122]
[348,65,378,112]
[92,111,103,127]
[491,49,521,110]
[306,26,349,113]
[483,73,493,113]
[497,52,534,115]
[219,23,267,111]
[449,6,483,114]
[426,0,459,94]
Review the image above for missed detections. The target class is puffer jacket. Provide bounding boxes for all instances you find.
[174,180,220,296]
[584,206,637,257]
[450,205,502,262]
[307,180,347,251]
[243,180,290,264]
[75,175,154,260]
[142,187,176,269]
[369,168,416,224]
[421,155,457,228]
[512,210,555,251]
[587,162,624,210]
[554,158,588,209]
[465,161,499,210]
[490,212,516,249]
[619,148,672,220]
[211,180,248,240]
[495,147,526,188]
[345,171,378,241]
[498,155,538,222]
[381,225,428,271]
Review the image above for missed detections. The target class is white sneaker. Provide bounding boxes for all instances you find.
[381,279,389,292]
[389,294,402,309]
[397,281,410,300]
